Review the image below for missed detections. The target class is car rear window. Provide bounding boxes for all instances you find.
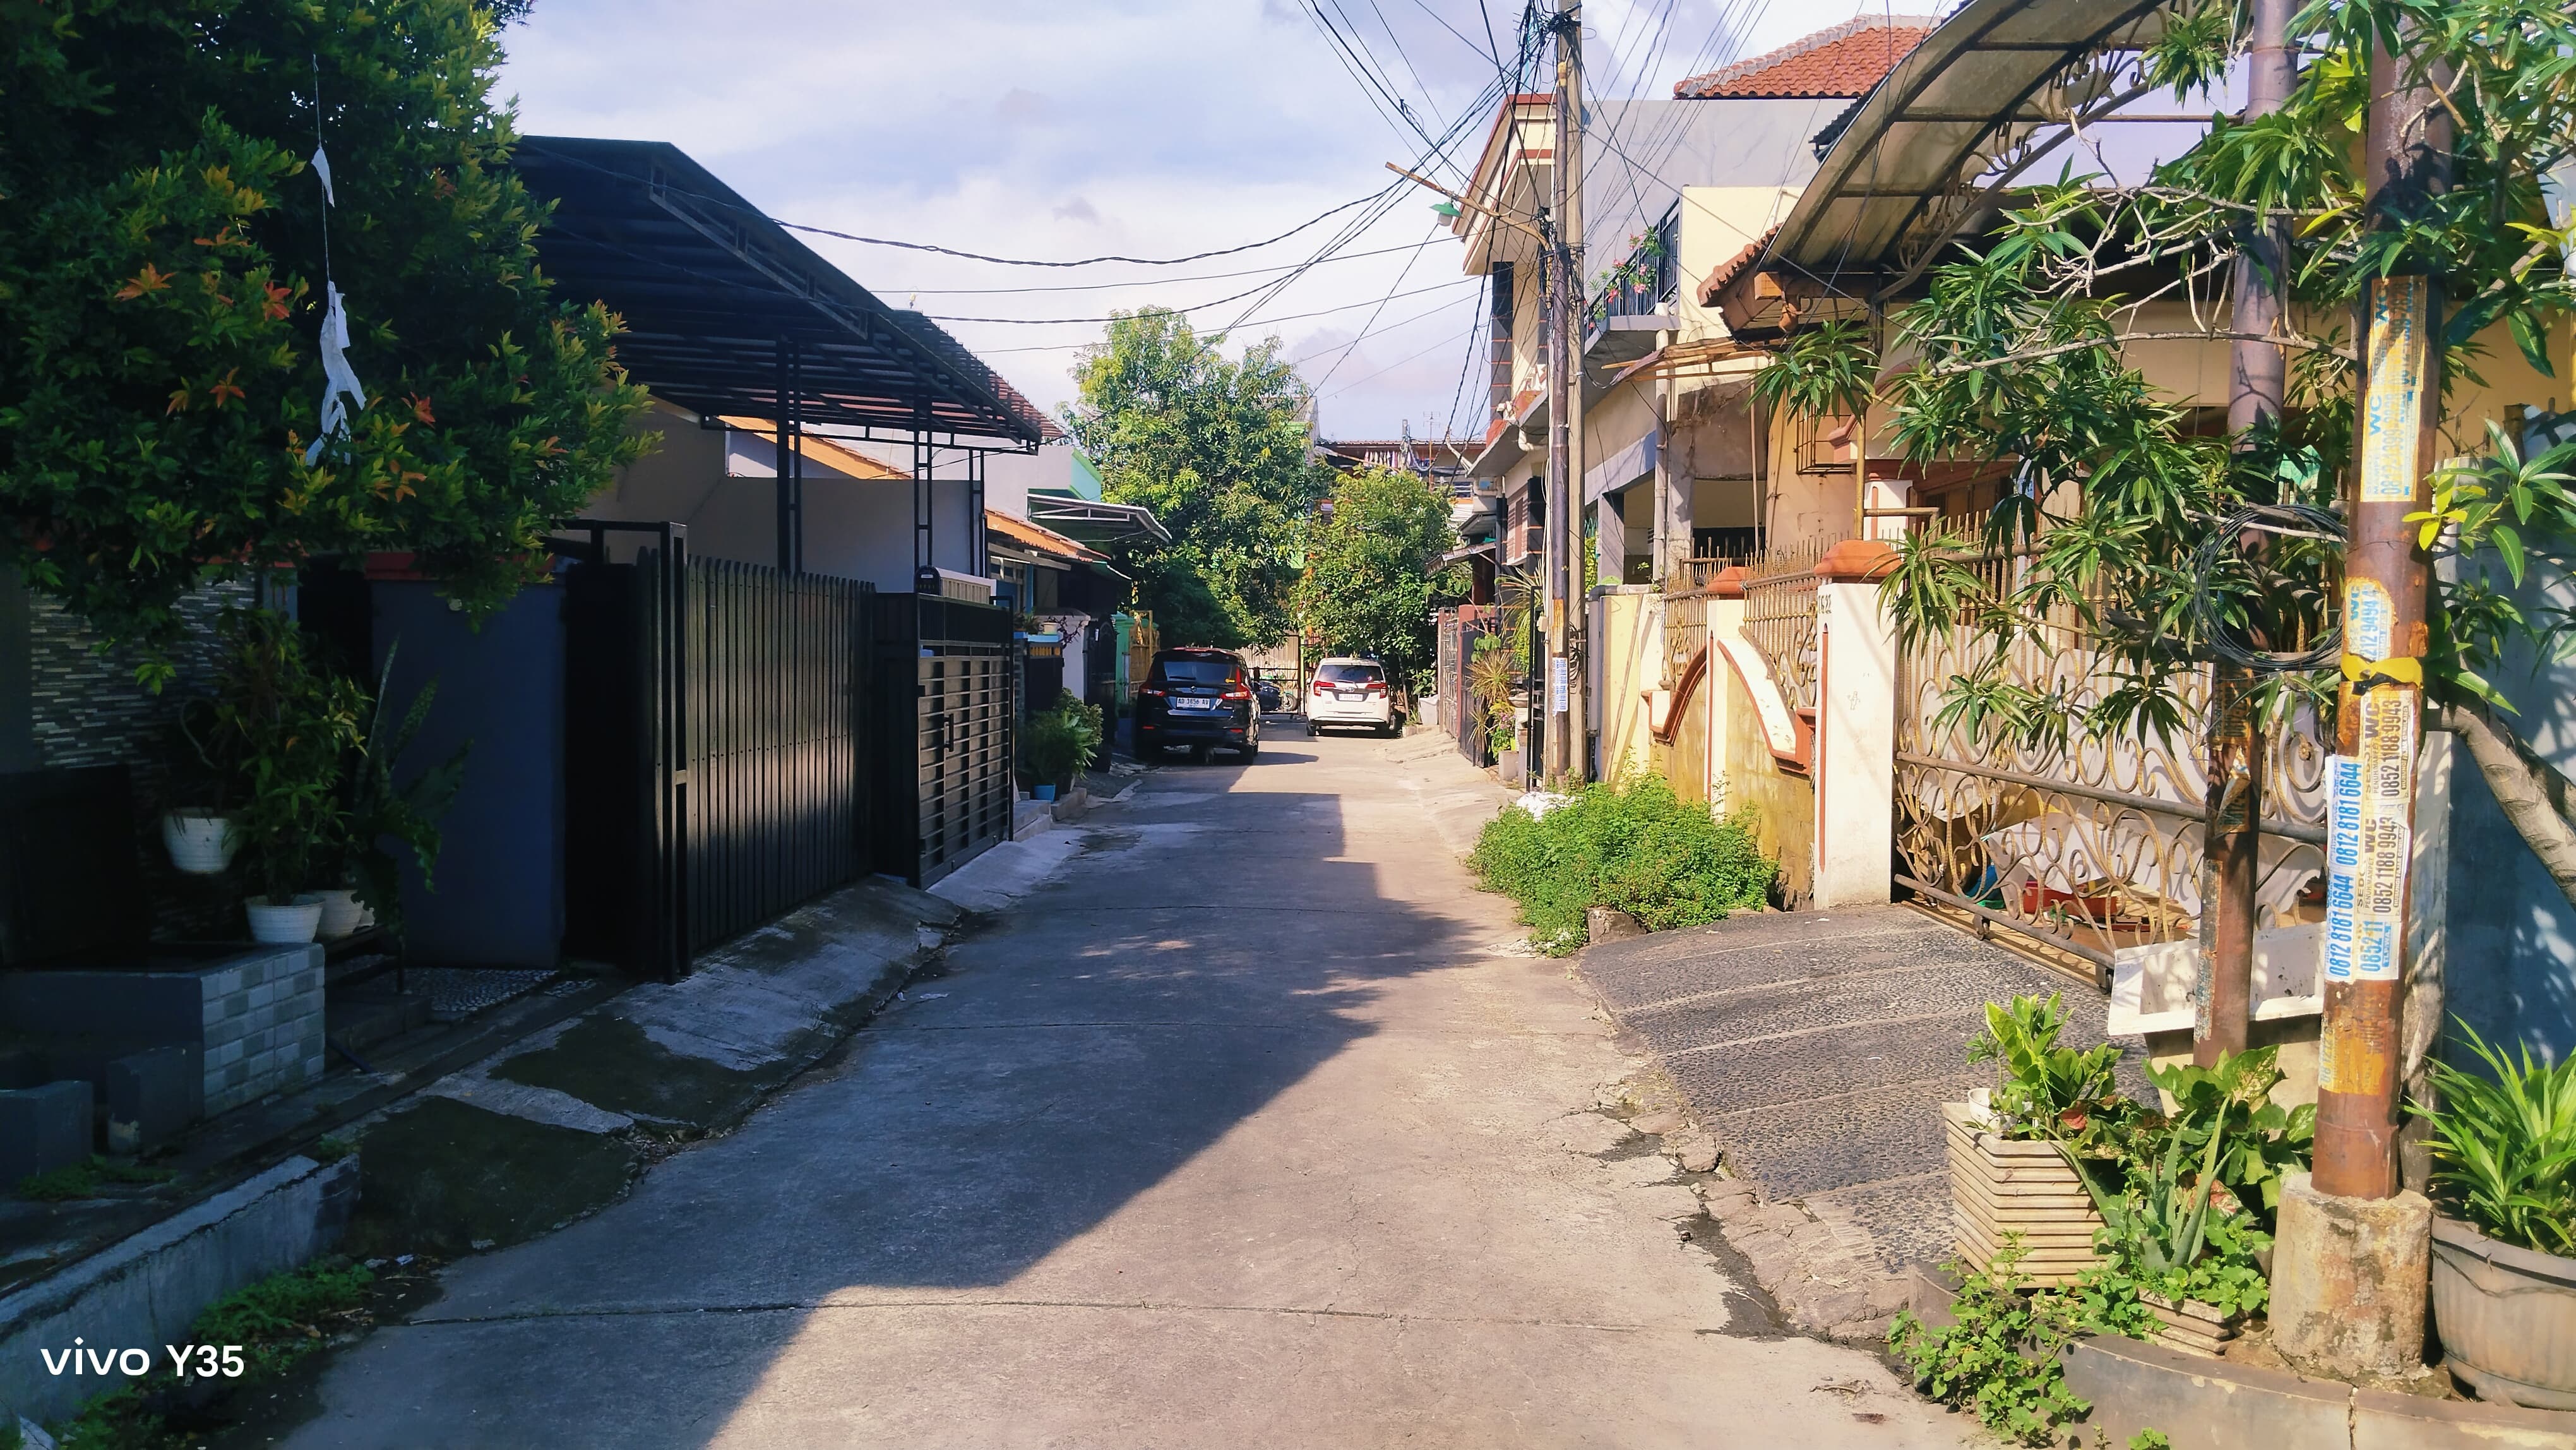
[1151,657,1235,685]
[1316,662,1383,684]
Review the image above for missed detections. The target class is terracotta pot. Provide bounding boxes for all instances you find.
[245,895,324,944]
[2432,1214,2576,1408]
[163,813,240,875]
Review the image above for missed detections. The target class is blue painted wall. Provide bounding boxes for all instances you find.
[371,581,564,967]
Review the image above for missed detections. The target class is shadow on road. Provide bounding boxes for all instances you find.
[309,757,1493,1446]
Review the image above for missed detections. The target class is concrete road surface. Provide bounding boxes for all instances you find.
[280,733,1977,1448]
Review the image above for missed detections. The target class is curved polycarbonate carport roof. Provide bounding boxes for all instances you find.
[1715,0,2177,334]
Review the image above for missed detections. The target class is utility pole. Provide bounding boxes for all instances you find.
[2313,39,2447,1200]
[2195,0,2294,1068]
[2271,30,2445,1382]
[1546,2,1585,785]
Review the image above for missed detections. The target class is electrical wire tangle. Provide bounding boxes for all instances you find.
[2187,501,2346,674]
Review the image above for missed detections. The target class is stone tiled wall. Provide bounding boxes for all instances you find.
[27,584,253,940]
[197,945,325,1115]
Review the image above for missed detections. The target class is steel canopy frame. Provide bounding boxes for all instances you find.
[514,136,1048,445]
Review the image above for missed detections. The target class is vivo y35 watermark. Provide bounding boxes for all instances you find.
[37,1338,244,1381]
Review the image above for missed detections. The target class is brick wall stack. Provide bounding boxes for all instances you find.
[197,944,325,1115]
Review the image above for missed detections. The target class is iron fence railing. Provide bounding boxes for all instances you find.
[1591,207,1678,322]
[1741,539,1832,713]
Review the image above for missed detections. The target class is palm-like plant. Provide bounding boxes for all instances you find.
[335,642,467,935]
[2416,1021,2576,1257]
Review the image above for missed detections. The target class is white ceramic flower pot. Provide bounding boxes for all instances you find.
[245,896,325,944]
[313,888,365,938]
[163,813,241,875]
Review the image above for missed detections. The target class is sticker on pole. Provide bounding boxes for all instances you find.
[2360,276,2426,504]
[2345,579,2393,662]
[2323,694,2418,983]
[1550,656,1568,714]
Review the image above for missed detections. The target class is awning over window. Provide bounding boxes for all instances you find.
[1023,494,1172,546]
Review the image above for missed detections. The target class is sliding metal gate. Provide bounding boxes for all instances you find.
[683,559,872,952]
[564,524,880,979]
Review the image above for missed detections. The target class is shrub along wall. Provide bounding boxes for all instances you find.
[1469,774,1774,954]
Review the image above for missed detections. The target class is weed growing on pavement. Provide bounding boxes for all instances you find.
[1888,1240,2154,1446]
[14,1158,174,1202]
[56,1258,374,1449]
[1467,772,1772,954]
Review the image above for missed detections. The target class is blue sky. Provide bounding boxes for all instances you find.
[496,1,1887,440]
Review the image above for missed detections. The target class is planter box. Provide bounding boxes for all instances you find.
[1943,1101,2108,1286]
[2139,1290,2242,1357]
[2431,1213,2576,1410]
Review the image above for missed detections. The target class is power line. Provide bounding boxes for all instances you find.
[1291,287,1484,366]
[888,237,1448,296]
[945,275,1480,334]
[775,186,1402,268]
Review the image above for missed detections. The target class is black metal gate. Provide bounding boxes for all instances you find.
[564,524,880,978]
[872,594,1016,886]
[684,558,872,952]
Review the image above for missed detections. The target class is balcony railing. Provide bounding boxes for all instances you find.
[1590,208,1678,323]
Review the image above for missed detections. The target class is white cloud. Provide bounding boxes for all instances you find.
[496,0,1881,437]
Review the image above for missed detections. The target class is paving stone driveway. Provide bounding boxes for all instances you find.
[1578,906,2150,1273]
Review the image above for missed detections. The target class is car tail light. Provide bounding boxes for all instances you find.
[1312,680,1330,694]
[1365,681,1386,695]
[1140,687,1166,698]
[1222,686,1251,701]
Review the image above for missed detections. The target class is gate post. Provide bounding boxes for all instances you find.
[1812,541,1899,908]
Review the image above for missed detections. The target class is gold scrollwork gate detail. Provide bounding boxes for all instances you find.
[1893,550,2329,984]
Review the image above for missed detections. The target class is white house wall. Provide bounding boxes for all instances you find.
[586,400,986,589]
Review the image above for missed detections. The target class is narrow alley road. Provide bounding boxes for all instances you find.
[281,734,1973,1448]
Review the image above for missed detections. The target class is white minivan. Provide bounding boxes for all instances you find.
[1305,657,1397,736]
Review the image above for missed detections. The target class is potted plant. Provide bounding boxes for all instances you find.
[161,806,241,875]
[184,610,364,944]
[1946,995,2126,1286]
[1020,691,1100,801]
[2416,1022,2576,1408]
[2052,1045,2308,1357]
[319,642,467,939]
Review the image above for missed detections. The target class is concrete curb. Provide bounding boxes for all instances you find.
[2063,1334,2576,1448]
[0,1153,359,1426]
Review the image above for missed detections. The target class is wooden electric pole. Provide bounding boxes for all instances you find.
[2196,0,2295,1067]
[2312,39,2448,1201]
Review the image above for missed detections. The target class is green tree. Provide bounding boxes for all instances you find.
[0,0,649,680]
[1298,464,1462,686]
[1064,308,1331,647]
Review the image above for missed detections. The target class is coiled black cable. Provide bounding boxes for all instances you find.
[2188,501,2347,673]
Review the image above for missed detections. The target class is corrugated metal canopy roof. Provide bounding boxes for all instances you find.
[513,136,1047,446]
[1720,0,2172,332]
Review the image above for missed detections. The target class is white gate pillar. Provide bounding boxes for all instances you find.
[1812,540,1899,908]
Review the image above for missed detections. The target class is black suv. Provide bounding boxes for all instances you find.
[1135,647,1261,762]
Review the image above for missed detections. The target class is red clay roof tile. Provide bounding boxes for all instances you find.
[1674,15,1938,100]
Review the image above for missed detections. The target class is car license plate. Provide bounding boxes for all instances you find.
[1337,690,1362,701]
[1174,697,1213,711]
